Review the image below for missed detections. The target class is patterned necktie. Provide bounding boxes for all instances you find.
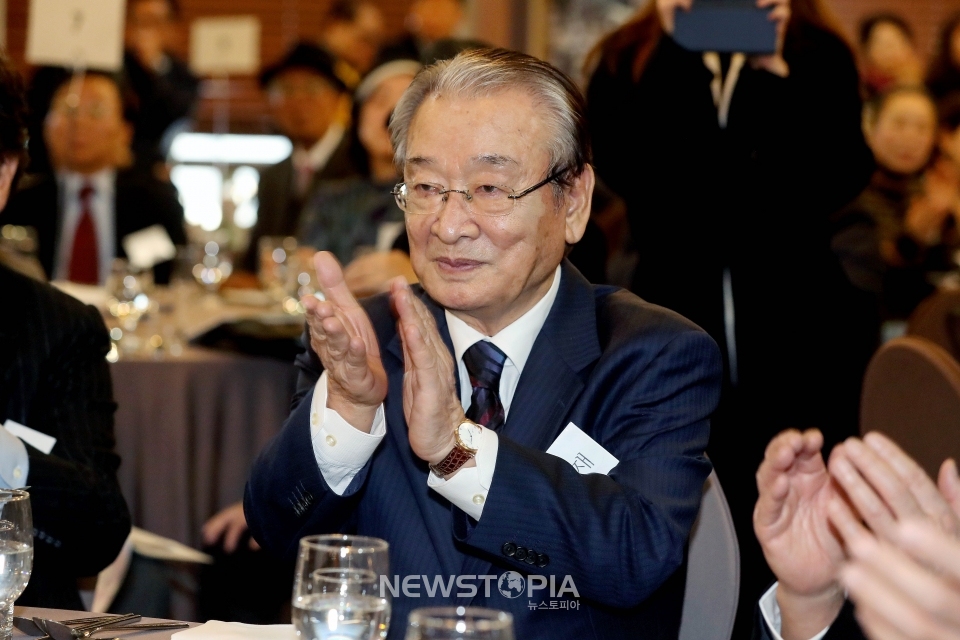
[463,341,508,431]
[68,183,98,284]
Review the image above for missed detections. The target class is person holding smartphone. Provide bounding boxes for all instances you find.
[586,0,874,634]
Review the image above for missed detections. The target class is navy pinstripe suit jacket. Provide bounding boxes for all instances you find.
[245,261,723,639]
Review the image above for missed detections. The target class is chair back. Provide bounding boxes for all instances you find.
[908,289,960,362]
[861,335,960,479]
[678,470,740,640]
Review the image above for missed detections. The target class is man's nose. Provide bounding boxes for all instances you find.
[432,191,477,242]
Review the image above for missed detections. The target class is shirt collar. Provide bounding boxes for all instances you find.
[292,123,345,172]
[59,168,115,195]
[445,265,562,375]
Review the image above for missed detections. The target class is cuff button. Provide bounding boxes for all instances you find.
[501,542,517,557]
[536,554,549,567]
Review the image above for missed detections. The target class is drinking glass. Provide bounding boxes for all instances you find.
[293,535,390,640]
[405,608,514,640]
[0,490,32,640]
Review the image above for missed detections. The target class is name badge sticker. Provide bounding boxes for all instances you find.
[546,423,619,475]
[3,419,57,454]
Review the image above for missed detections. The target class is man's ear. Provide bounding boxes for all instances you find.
[563,164,595,245]
[0,157,20,211]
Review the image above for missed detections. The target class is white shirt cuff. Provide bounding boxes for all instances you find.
[759,582,832,640]
[310,371,386,495]
[0,426,29,489]
[427,426,498,520]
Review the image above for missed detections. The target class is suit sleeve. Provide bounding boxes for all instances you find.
[244,326,373,561]
[455,328,721,608]
[25,303,131,577]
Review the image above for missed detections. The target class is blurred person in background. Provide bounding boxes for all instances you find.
[927,13,960,101]
[831,87,960,342]
[123,0,200,172]
[586,0,874,634]
[0,72,186,285]
[242,44,360,273]
[380,0,466,63]
[0,54,131,611]
[319,0,386,81]
[858,13,925,97]
[299,58,421,297]
[25,0,198,176]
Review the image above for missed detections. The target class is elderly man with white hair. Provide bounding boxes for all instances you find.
[245,48,722,639]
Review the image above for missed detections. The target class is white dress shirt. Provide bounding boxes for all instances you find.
[0,427,28,489]
[293,122,346,179]
[759,583,832,640]
[309,266,564,520]
[53,169,116,285]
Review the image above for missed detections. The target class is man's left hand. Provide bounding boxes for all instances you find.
[391,278,465,466]
[751,0,791,77]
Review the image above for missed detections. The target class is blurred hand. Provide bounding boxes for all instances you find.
[301,251,388,432]
[824,435,960,639]
[831,508,960,639]
[391,278,465,467]
[202,502,259,553]
[754,429,845,640]
[827,433,960,541]
[344,250,418,298]
[906,160,959,246]
[657,0,693,35]
[751,0,791,77]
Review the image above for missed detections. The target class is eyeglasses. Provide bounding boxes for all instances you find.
[391,169,566,218]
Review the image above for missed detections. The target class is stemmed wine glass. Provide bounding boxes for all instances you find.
[0,490,32,640]
[405,607,514,640]
[293,534,391,640]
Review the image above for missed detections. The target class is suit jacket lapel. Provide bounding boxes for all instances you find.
[498,261,601,448]
[458,261,602,598]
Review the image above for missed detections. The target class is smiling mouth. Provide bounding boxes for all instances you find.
[434,257,484,272]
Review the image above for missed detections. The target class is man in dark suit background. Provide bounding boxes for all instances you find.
[243,44,359,272]
[0,56,130,610]
[245,48,722,639]
[1,71,186,284]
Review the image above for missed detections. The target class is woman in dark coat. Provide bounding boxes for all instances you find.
[586,0,874,632]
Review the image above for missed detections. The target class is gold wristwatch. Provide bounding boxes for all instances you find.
[429,420,483,477]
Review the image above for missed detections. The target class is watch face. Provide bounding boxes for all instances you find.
[458,422,482,450]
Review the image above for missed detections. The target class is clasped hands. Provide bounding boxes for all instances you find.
[301,251,465,467]
[755,428,960,640]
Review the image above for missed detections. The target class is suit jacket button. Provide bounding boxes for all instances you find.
[515,546,528,561]
[501,542,517,557]
[537,553,549,567]
[523,549,538,565]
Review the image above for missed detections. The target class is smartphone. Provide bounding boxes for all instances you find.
[673,0,778,55]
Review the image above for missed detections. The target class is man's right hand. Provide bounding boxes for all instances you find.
[754,429,846,640]
[657,0,693,35]
[302,251,388,432]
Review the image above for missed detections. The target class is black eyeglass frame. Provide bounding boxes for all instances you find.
[391,168,568,215]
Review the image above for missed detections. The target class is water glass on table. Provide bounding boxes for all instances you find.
[0,490,32,640]
[405,607,514,640]
[293,534,391,640]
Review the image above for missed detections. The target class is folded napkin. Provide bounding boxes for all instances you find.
[172,621,295,640]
